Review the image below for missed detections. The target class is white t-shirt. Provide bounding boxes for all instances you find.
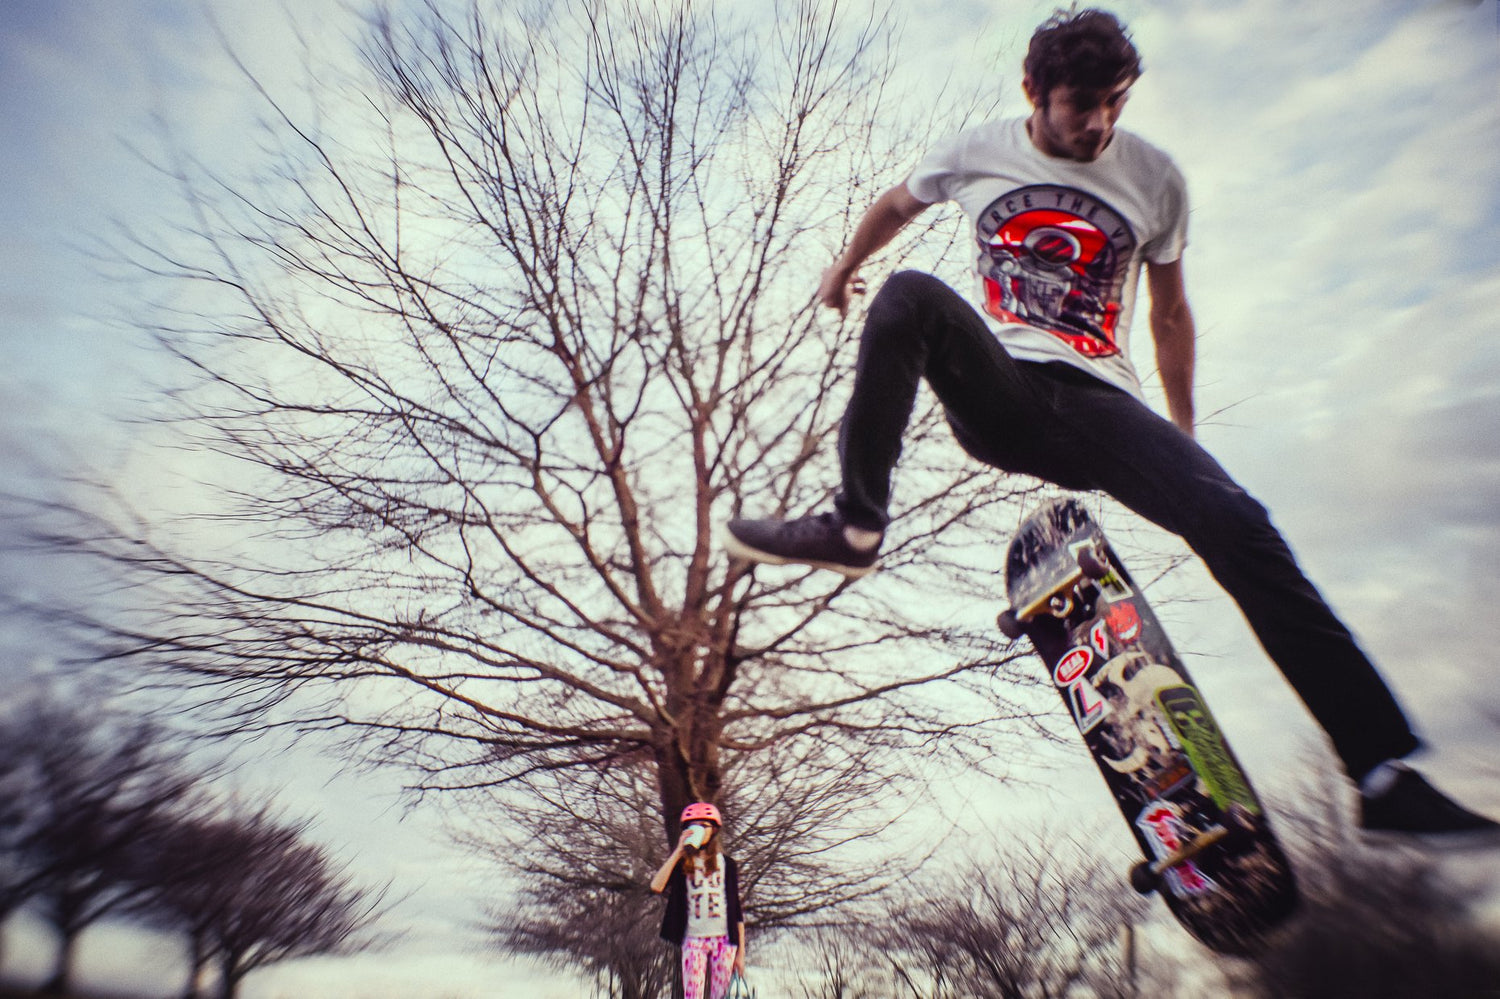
[906,117,1189,398]
[684,862,729,938]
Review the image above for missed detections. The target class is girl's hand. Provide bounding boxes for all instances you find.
[733,951,746,976]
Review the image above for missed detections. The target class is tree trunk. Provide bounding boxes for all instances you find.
[217,956,245,999]
[654,734,701,845]
[654,692,728,845]
[41,929,77,994]
[182,929,209,999]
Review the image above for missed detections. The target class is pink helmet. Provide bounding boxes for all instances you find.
[680,802,722,826]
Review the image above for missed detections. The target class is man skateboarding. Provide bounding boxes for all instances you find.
[724,8,1497,839]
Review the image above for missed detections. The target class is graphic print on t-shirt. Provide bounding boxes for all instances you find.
[976,184,1137,358]
[686,864,726,933]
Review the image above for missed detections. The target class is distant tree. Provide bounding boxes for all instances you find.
[881,830,1152,999]
[0,701,200,994]
[488,772,674,999]
[0,689,381,999]
[500,858,672,999]
[128,808,240,999]
[790,927,889,999]
[161,808,388,999]
[128,802,323,999]
[1228,771,1500,999]
[0,724,33,968]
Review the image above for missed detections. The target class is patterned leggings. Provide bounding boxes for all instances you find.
[681,935,737,999]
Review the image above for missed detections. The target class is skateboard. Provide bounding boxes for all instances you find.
[999,498,1298,954]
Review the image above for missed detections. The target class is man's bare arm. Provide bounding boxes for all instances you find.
[818,183,932,315]
[1146,257,1197,437]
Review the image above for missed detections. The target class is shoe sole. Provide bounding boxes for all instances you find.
[720,526,878,580]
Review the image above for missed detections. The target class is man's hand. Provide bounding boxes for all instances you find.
[814,183,930,317]
[817,266,867,316]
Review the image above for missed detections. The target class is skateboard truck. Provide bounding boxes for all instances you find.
[996,543,1110,640]
[1128,824,1230,895]
[1075,544,1109,581]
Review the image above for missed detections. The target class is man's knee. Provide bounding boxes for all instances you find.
[880,268,943,295]
[1180,478,1280,556]
[870,269,947,315]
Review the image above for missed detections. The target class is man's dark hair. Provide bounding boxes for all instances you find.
[1024,8,1142,99]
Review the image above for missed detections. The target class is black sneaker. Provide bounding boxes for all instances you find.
[1359,765,1500,844]
[723,511,880,579]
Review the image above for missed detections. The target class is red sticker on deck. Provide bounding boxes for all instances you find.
[1053,646,1094,686]
[1106,601,1142,643]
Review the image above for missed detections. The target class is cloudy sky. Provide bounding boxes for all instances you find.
[3,0,1499,994]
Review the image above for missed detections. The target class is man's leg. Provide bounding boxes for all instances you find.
[1037,370,1496,836]
[833,270,1050,530]
[1035,370,1416,779]
[726,271,1049,576]
[726,285,1496,833]
[730,271,1413,766]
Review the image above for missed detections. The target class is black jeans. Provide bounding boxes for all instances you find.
[835,270,1418,779]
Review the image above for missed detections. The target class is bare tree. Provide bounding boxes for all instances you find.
[128,799,384,999]
[880,830,1152,999]
[15,10,1059,992]
[0,699,200,993]
[46,0,1045,834]
[202,827,387,999]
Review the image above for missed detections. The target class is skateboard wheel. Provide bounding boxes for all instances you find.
[996,609,1025,640]
[1129,861,1160,895]
[1077,546,1109,580]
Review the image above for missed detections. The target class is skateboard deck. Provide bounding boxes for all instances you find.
[1001,498,1298,954]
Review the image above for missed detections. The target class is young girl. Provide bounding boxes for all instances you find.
[650,802,746,999]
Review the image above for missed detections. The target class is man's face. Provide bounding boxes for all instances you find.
[1025,77,1134,162]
